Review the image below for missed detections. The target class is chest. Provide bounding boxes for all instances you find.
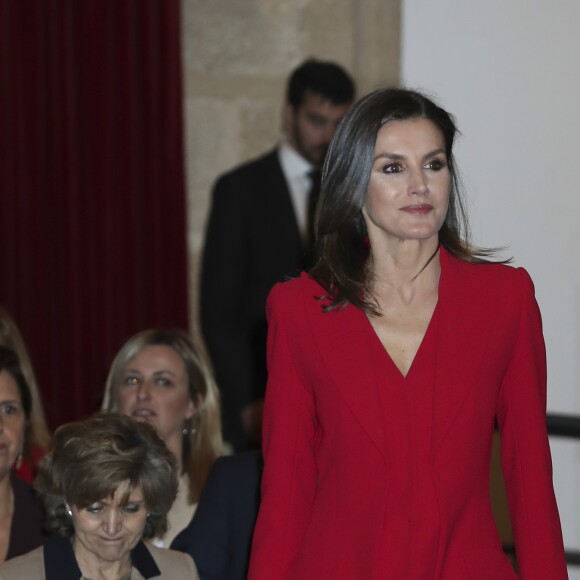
[367,295,438,377]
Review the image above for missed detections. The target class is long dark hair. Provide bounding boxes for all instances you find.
[310,87,503,312]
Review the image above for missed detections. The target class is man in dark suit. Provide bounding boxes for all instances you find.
[201,59,355,450]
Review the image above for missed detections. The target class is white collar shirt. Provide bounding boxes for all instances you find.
[277,141,314,240]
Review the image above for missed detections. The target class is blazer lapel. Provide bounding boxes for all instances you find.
[302,277,388,464]
[431,249,496,452]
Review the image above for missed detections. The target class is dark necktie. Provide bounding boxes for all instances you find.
[303,168,322,270]
[306,168,322,249]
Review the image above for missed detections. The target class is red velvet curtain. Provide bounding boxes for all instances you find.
[0,0,189,430]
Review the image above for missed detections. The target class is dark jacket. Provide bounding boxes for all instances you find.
[200,149,305,449]
[172,451,262,580]
[7,472,45,560]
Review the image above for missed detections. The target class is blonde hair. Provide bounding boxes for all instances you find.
[102,329,223,503]
[0,306,52,452]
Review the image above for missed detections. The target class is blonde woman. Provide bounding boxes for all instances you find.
[102,329,224,546]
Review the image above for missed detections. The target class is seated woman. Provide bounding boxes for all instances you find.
[0,413,199,579]
[0,306,51,481]
[0,347,45,563]
[101,329,224,547]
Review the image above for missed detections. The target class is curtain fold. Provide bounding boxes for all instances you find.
[0,0,189,429]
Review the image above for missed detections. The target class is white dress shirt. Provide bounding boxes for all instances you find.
[277,141,314,241]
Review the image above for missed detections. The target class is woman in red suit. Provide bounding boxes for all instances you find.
[248,88,567,579]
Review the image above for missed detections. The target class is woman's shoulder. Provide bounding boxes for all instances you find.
[0,546,44,580]
[11,471,41,508]
[145,544,199,579]
[267,272,326,305]
[443,248,535,291]
[266,273,329,325]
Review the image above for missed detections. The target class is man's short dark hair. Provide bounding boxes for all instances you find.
[287,58,355,109]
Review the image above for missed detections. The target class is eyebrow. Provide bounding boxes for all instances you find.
[373,148,446,163]
[123,369,177,377]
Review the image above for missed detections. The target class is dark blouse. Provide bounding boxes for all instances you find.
[6,472,45,560]
[42,535,161,580]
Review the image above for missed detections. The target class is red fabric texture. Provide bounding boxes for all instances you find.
[249,249,567,579]
[0,0,189,430]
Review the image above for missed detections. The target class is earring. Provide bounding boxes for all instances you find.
[14,453,23,471]
[65,504,72,518]
[182,418,197,436]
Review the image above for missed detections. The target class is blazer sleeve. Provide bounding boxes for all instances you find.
[200,175,257,447]
[248,283,318,579]
[496,268,568,579]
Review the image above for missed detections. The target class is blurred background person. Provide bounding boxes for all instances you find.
[102,329,224,547]
[201,58,355,451]
[0,413,198,579]
[0,347,45,563]
[0,307,51,481]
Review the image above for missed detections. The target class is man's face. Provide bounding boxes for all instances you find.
[285,90,351,166]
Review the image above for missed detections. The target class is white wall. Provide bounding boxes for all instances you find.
[402,0,580,575]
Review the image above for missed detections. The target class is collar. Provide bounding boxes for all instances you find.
[43,535,161,580]
[278,140,313,181]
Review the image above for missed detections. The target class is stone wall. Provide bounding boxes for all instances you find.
[180,0,401,328]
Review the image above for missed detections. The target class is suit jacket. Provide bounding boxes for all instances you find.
[7,472,45,560]
[0,535,199,580]
[248,248,567,579]
[172,450,263,580]
[201,149,305,449]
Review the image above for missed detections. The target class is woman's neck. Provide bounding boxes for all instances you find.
[73,538,132,580]
[369,238,441,300]
[163,432,184,475]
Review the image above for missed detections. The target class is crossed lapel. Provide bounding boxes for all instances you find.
[301,249,497,464]
[431,249,497,452]
[301,275,388,465]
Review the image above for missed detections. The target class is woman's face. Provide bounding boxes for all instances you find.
[362,117,451,246]
[0,370,25,479]
[117,345,196,445]
[71,481,147,567]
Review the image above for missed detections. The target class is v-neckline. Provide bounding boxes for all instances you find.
[362,250,446,380]
[364,299,440,380]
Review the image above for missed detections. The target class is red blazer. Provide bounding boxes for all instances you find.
[249,248,567,579]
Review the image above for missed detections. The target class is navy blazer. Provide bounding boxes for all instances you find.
[171,451,262,580]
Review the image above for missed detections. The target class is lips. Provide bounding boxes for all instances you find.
[98,536,125,544]
[400,204,433,215]
[132,408,156,418]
